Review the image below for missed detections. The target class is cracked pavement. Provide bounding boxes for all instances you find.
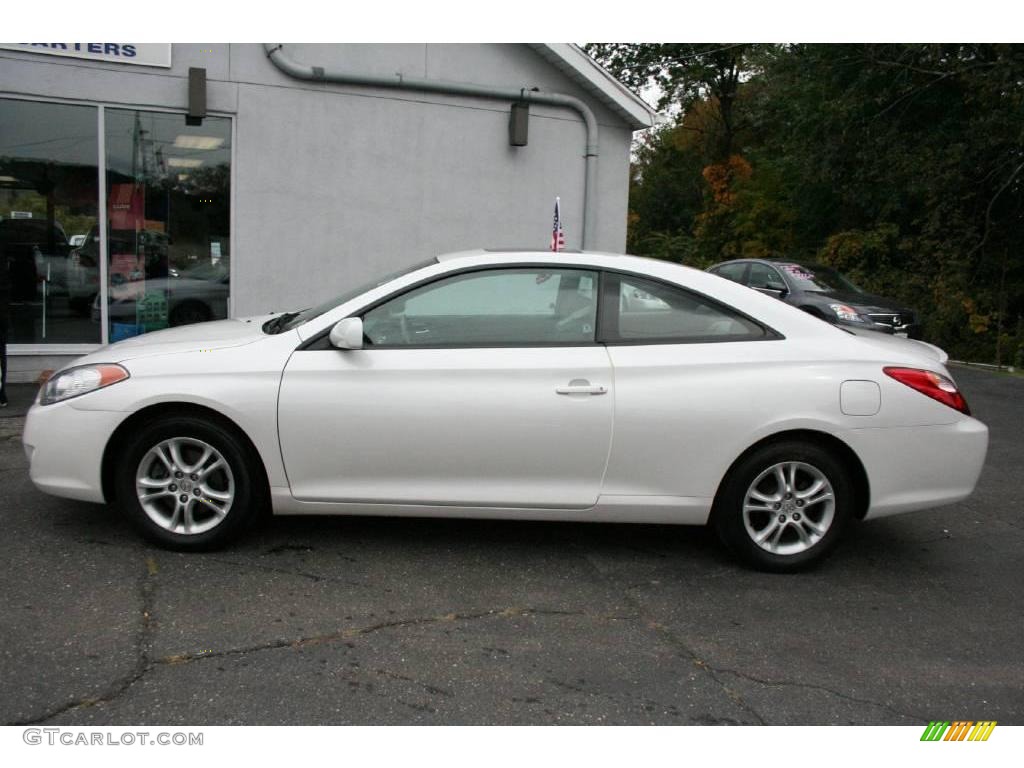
[0,365,1021,725]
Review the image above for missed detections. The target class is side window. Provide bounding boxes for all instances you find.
[363,268,598,347]
[602,274,768,343]
[711,262,747,284]
[747,263,787,292]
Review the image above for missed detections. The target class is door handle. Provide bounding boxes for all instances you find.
[556,379,607,396]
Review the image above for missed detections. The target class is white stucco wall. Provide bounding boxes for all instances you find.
[227,44,633,314]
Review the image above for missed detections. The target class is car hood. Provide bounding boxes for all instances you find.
[74,314,278,365]
[846,327,948,365]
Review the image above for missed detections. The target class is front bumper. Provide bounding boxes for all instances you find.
[865,312,922,339]
[835,319,923,340]
[846,417,989,519]
[869,320,922,339]
[895,322,923,340]
[22,399,126,503]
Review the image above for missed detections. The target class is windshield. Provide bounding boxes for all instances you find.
[266,258,437,334]
[777,263,863,294]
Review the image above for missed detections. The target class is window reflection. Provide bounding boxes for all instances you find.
[0,98,100,344]
[103,110,230,340]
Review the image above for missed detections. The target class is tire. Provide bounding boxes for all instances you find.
[712,440,854,572]
[113,415,261,550]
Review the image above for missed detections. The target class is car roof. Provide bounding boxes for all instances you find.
[714,258,833,271]
[436,247,589,262]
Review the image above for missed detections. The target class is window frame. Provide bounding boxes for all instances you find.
[597,270,782,346]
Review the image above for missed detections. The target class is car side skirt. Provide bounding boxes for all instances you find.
[269,489,713,526]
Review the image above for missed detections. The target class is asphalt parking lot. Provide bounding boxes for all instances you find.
[0,365,1021,726]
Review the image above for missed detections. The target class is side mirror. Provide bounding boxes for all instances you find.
[755,283,788,298]
[329,317,364,350]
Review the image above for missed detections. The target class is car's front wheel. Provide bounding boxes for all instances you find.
[114,416,260,550]
[712,440,854,572]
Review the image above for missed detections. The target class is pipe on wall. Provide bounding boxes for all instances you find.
[263,43,600,249]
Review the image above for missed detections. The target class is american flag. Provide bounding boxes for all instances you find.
[550,197,565,252]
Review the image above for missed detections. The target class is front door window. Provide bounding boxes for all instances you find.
[747,263,786,293]
[362,268,599,347]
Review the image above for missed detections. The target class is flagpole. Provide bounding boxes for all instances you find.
[555,197,560,253]
[552,196,562,253]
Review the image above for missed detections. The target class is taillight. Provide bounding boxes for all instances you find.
[883,367,970,415]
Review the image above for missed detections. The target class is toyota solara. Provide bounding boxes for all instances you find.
[22,250,988,571]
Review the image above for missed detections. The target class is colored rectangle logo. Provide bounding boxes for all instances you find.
[921,721,996,741]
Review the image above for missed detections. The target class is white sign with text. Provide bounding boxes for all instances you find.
[0,43,172,68]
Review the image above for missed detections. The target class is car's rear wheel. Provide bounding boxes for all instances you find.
[114,416,259,550]
[712,440,853,572]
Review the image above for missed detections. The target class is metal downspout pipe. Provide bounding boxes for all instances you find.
[263,43,600,249]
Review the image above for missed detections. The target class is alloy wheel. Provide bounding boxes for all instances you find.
[135,437,235,535]
[742,461,836,556]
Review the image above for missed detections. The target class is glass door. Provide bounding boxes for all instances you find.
[0,98,100,344]
[104,109,231,341]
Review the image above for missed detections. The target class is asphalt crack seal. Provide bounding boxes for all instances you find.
[570,544,927,725]
[155,606,586,664]
[8,604,598,724]
[710,667,926,723]
[10,555,159,726]
[568,542,766,725]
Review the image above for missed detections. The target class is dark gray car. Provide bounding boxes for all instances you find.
[707,259,921,338]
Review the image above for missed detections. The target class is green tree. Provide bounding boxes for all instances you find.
[585,43,768,161]
[587,43,775,264]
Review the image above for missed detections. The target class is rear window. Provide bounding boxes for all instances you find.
[605,273,769,343]
[711,262,747,283]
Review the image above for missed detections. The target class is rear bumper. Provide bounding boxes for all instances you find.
[846,418,989,519]
[22,399,125,503]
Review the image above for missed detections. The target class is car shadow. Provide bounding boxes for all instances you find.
[39,495,944,582]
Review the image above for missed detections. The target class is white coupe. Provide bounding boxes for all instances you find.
[22,250,988,570]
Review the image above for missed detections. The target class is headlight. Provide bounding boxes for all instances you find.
[829,304,865,323]
[39,364,130,405]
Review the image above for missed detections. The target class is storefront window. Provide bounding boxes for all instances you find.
[104,109,230,341]
[0,98,100,344]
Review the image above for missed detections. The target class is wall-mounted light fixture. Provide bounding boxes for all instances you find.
[186,67,206,126]
[509,102,529,147]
